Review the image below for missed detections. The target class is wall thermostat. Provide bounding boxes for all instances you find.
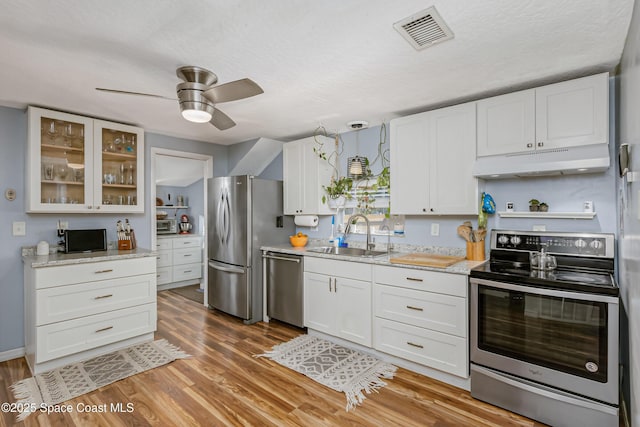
[583,201,594,213]
[506,201,514,212]
[5,188,16,201]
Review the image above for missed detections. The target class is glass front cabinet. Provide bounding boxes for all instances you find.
[27,107,144,213]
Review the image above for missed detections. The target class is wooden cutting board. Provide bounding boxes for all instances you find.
[389,253,465,268]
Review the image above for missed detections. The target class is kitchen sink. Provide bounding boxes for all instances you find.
[306,246,387,257]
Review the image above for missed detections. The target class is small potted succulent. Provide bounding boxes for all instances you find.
[529,199,540,212]
[539,202,549,212]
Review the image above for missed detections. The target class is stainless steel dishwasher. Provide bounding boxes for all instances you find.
[263,252,304,328]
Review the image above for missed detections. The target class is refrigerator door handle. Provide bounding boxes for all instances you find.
[223,188,231,244]
[216,192,225,245]
[208,260,245,274]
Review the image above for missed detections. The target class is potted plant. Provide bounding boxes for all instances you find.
[539,202,549,212]
[529,199,540,212]
[322,176,353,206]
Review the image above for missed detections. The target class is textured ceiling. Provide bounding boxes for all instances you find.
[0,1,634,145]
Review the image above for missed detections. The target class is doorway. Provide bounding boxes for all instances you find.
[150,148,213,304]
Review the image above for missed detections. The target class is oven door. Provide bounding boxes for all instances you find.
[470,278,618,405]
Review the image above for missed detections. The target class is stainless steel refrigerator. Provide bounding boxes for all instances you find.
[207,175,294,324]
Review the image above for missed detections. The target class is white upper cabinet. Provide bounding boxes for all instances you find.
[477,89,535,156]
[283,135,333,215]
[477,73,608,157]
[390,102,478,215]
[27,107,144,213]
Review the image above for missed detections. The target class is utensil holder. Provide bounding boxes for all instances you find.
[466,241,485,261]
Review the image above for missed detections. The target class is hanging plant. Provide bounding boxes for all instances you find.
[321,176,353,204]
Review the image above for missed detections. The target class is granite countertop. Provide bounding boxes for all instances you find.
[157,233,201,239]
[22,247,155,268]
[261,243,486,275]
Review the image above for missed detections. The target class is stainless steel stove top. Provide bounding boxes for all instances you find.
[470,230,617,296]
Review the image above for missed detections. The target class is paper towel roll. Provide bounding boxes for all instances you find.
[294,215,319,227]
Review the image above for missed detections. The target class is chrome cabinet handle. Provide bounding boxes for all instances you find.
[94,294,113,300]
[537,142,544,147]
[95,326,113,333]
[95,269,113,274]
[184,254,192,257]
[328,277,332,292]
[333,278,337,293]
[526,143,533,148]
[183,270,192,273]
[406,305,424,311]
[406,277,423,282]
[407,342,424,349]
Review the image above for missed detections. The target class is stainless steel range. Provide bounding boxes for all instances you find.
[469,230,619,427]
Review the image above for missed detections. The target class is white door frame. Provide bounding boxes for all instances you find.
[150,147,213,304]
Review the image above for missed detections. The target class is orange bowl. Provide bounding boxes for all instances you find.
[289,235,308,247]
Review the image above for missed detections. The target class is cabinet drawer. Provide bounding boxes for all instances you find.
[34,257,156,289]
[172,263,202,282]
[156,250,172,268]
[36,273,156,325]
[156,266,172,285]
[374,317,468,378]
[173,236,201,249]
[374,265,467,297]
[156,239,172,250]
[173,247,202,265]
[36,303,157,363]
[374,284,466,337]
[304,256,372,281]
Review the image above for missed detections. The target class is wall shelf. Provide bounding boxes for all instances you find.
[156,205,190,209]
[498,211,596,219]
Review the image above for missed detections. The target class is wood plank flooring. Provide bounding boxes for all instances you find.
[0,291,548,426]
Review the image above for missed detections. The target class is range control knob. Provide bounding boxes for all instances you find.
[589,240,603,250]
[498,235,509,245]
[575,239,587,249]
[510,236,522,246]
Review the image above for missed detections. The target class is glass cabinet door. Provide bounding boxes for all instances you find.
[27,107,93,212]
[27,107,144,213]
[93,120,144,213]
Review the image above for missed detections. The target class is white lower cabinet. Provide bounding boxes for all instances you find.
[303,257,372,346]
[24,255,157,374]
[155,235,202,286]
[373,265,469,378]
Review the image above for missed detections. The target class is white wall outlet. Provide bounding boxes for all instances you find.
[506,202,515,212]
[431,223,440,236]
[59,221,69,230]
[533,225,546,231]
[12,221,26,236]
[583,201,594,213]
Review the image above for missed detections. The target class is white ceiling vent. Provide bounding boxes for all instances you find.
[393,6,454,50]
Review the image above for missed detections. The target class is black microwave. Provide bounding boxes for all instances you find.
[64,229,107,253]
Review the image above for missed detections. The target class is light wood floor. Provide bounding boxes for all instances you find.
[0,290,548,427]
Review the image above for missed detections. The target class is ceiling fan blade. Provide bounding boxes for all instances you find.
[202,78,264,104]
[96,88,176,100]
[210,108,236,130]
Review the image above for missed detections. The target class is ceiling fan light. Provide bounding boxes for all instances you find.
[179,100,215,123]
[181,109,212,123]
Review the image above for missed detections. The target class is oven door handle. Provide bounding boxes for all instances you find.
[469,278,619,304]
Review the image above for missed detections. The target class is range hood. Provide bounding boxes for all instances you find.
[472,143,610,179]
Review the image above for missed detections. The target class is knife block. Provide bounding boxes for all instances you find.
[118,230,136,250]
[466,240,485,261]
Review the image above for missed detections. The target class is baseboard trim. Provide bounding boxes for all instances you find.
[0,347,25,362]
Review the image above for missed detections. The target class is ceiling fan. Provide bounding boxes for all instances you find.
[96,66,264,130]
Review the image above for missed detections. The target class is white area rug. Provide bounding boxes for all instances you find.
[257,335,397,411]
[11,339,189,421]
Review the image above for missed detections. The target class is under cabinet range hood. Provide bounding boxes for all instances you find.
[472,143,610,179]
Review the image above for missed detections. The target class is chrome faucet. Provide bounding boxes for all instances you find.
[344,214,375,251]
